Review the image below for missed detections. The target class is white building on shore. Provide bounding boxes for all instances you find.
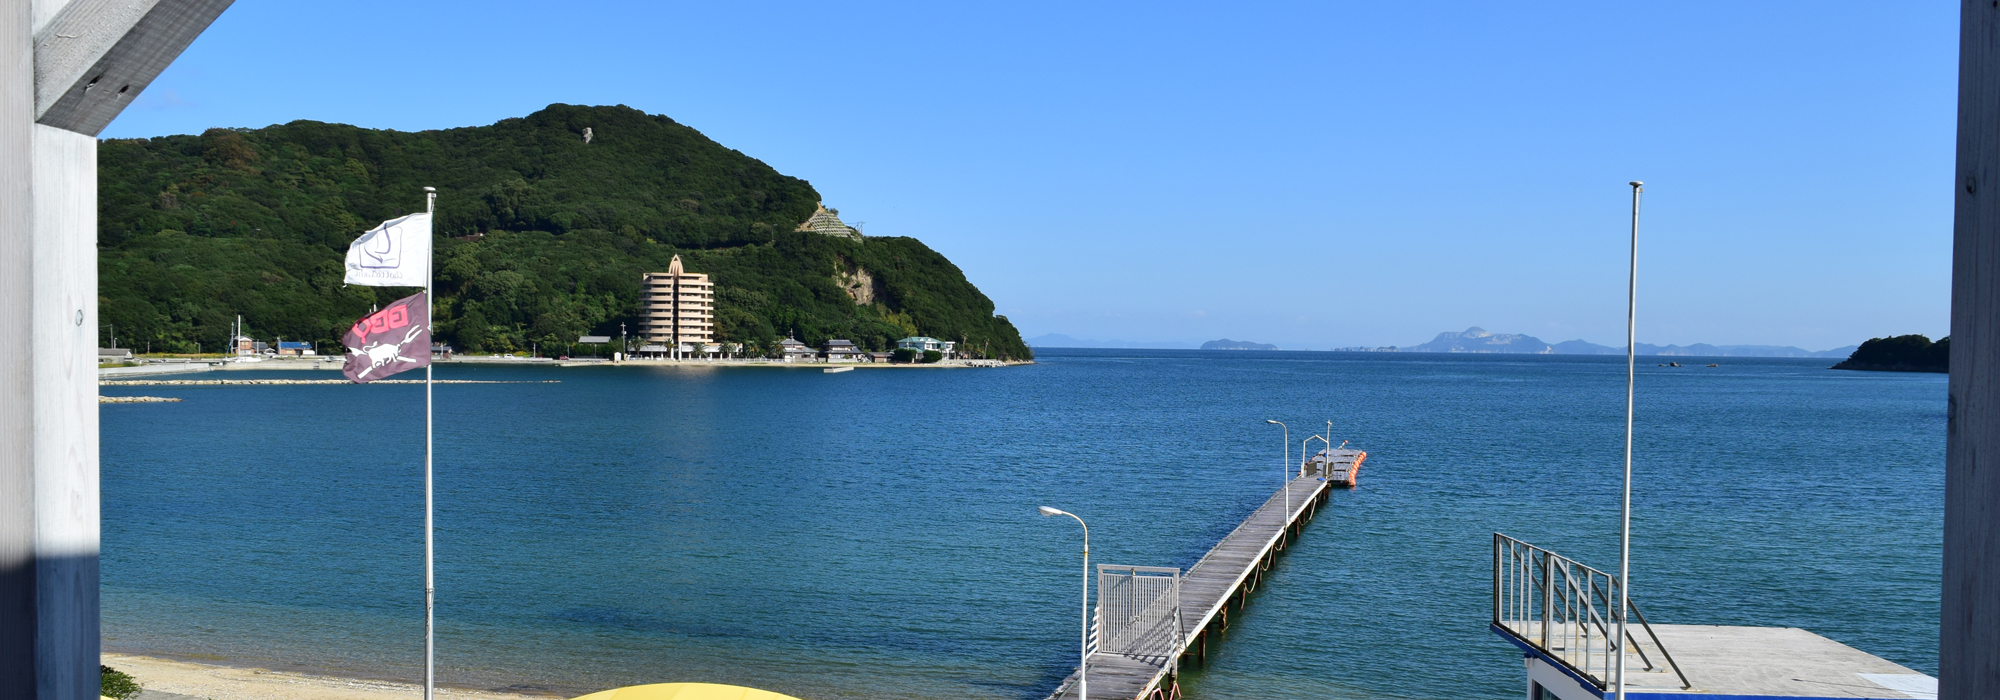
[641,256,714,358]
[896,336,955,358]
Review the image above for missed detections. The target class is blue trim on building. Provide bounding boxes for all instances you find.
[1492,622,1605,697]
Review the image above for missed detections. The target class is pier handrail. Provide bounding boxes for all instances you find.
[1186,478,1298,579]
[1491,533,1691,691]
[1301,436,1330,477]
[1046,607,1103,700]
[1096,565,1183,665]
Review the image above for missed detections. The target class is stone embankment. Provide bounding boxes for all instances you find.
[99,396,181,403]
[102,379,557,386]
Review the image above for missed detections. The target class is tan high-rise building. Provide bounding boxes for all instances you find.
[641,255,714,349]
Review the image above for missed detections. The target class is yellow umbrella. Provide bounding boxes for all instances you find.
[571,683,805,700]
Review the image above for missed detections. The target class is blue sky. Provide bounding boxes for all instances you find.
[105,1,1956,350]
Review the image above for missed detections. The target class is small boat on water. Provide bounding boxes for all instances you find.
[1304,446,1367,487]
[823,366,853,374]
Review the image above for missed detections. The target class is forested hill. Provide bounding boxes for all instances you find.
[97,103,1030,359]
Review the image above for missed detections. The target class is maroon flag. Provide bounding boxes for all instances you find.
[343,292,431,383]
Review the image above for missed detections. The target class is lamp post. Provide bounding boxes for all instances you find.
[1038,506,1089,700]
[1265,420,1289,523]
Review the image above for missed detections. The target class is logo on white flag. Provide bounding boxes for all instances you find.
[344,213,432,287]
[358,230,400,269]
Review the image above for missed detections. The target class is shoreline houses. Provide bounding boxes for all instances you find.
[641,255,715,360]
[896,336,956,359]
[770,336,955,363]
[779,338,816,363]
[823,339,863,362]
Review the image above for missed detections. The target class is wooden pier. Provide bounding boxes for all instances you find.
[1043,450,1367,700]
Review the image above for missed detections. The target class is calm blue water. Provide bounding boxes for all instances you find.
[100,350,1944,699]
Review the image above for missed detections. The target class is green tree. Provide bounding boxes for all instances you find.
[101,666,141,700]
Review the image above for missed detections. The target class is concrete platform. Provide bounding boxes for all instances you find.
[1504,624,1936,700]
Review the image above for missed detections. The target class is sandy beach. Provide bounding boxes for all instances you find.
[103,654,562,700]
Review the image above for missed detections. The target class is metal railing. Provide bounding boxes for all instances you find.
[1302,443,1356,479]
[1087,605,1101,656]
[1048,566,1180,700]
[1492,533,1690,690]
[1097,565,1183,666]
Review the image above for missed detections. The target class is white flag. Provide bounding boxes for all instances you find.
[344,213,433,287]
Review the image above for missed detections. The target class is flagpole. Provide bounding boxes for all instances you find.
[422,186,436,700]
[1617,180,1641,700]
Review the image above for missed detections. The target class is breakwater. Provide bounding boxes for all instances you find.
[101,379,558,386]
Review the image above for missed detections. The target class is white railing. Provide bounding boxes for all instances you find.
[1096,565,1182,664]
[1049,566,1181,700]
[1492,533,1689,690]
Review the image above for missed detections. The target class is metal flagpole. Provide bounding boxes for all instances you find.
[1617,180,1642,700]
[423,186,437,700]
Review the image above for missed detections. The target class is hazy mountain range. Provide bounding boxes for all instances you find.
[1371,327,1857,358]
[1201,339,1280,350]
[1029,327,1860,358]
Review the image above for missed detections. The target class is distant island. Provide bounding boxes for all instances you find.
[1831,334,1948,373]
[1347,327,1857,358]
[1202,339,1279,351]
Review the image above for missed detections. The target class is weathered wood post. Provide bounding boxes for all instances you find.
[0,2,228,697]
[1949,1,2000,697]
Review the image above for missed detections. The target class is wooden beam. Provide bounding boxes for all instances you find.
[34,0,232,136]
[1946,1,2000,697]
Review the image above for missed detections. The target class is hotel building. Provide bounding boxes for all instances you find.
[641,255,715,352]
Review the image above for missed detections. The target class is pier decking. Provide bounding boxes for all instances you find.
[1044,450,1367,700]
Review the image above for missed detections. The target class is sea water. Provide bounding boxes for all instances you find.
[99,350,1943,699]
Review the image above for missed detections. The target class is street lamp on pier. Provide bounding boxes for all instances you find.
[1038,505,1089,700]
[1265,419,1289,523]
